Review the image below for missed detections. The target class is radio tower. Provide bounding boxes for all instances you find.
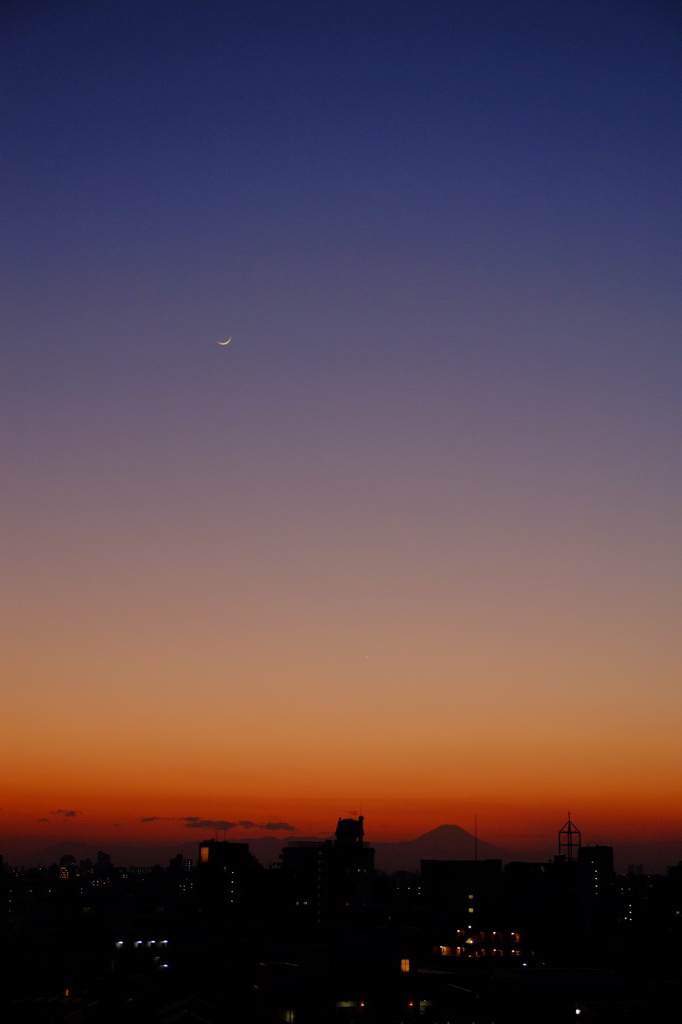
[558,812,581,861]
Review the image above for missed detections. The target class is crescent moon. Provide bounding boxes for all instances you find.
[218,337,232,345]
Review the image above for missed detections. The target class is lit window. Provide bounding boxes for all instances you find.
[400,958,410,973]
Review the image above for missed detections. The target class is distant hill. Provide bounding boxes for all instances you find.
[243,834,299,867]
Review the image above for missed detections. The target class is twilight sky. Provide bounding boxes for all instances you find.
[3,0,682,865]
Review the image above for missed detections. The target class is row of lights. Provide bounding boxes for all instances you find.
[114,939,169,949]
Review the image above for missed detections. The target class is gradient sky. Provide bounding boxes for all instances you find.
[3,0,682,866]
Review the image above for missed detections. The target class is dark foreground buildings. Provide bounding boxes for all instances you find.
[2,816,682,1022]
[280,815,375,923]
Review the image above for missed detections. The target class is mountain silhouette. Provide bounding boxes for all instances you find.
[244,824,515,872]
[373,824,515,872]
[10,825,515,873]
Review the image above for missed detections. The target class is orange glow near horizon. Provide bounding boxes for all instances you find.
[5,621,682,864]
[4,625,682,862]
[4,759,682,863]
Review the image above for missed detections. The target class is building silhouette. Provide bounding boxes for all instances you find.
[196,839,260,913]
[280,815,375,923]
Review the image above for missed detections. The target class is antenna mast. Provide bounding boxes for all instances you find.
[558,811,581,861]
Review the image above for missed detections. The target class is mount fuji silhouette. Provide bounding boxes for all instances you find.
[243,824,515,872]
[372,824,514,872]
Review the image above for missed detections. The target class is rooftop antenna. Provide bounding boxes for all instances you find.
[558,811,581,861]
[474,814,478,862]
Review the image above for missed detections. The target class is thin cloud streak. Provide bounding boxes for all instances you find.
[140,815,297,832]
